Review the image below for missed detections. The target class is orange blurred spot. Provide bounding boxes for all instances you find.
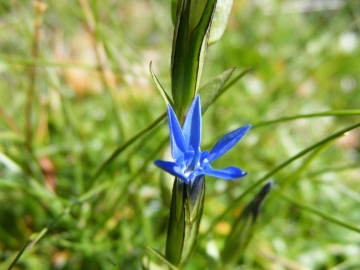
[216,221,231,235]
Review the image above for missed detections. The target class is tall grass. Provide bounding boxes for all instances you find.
[0,0,360,269]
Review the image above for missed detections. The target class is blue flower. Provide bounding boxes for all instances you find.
[154,95,251,183]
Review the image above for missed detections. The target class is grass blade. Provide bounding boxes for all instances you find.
[205,121,360,236]
[280,194,360,234]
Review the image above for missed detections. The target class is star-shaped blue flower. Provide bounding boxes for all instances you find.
[154,95,251,183]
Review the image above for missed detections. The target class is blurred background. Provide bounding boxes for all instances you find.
[0,0,360,269]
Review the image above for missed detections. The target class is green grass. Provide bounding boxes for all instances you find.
[1,0,360,269]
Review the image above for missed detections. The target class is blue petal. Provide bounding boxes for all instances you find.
[207,124,251,162]
[184,145,195,167]
[199,150,209,163]
[188,166,206,180]
[167,105,187,160]
[204,164,247,180]
[154,160,188,181]
[182,95,201,151]
[187,148,206,172]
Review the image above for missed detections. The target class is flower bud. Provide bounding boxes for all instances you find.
[221,181,273,265]
[165,176,205,266]
[171,0,217,119]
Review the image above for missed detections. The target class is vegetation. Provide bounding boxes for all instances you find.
[0,0,360,269]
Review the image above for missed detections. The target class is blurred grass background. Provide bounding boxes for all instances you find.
[1,0,360,269]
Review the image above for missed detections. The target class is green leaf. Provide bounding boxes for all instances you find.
[144,243,179,270]
[149,62,173,106]
[171,0,217,119]
[171,0,178,24]
[214,67,252,101]
[198,67,236,114]
[221,181,273,265]
[195,27,210,96]
[209,0,233,45]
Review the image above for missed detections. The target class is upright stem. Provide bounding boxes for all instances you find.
[25,0,46,151]
[79,0,125,141]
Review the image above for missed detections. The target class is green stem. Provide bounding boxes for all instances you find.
[253,110,360,128]
[90,112,166,182]
[280,194,360,234]
[7,239,32,270]
[8,206,71,269]
[267,140,332,206]
[7,180,114,268]
[304,164,359,179]
[25,3,41,152]
[79,0,125,140]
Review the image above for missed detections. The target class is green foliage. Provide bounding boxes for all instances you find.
[171,0,217,119]
[208,0,233,45]
[0,0,360,269]
[198,67,236,114]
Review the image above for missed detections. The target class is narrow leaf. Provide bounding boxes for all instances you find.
[252,110,360,128]
[149,62,173,106]
[144,243,179,270]
[209,0,233,45]
[204,121,360,236]
[198,67,235,114]
[281,194,360,234]
[171,0,217,117]
[215,67,252,101]
[195,28,210,94]
[171,0,178,24]
[7,239,32,269]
